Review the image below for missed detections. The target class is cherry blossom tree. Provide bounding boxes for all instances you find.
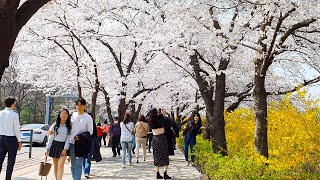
[0,0,53,79]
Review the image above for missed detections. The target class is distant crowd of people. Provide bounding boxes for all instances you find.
[0,96,203,180]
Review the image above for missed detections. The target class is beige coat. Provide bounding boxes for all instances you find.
[134,122,149,138]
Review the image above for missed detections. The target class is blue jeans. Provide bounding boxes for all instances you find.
[83,140,95,175]
[121,142,132,164]
[184,133,196,162]
[70,144,84,180]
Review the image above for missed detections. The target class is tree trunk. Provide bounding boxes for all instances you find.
[170,110,175,120]
[175,107,181,123]
[76,67,82,98]
[189,53,214,140]
[253,61,268,158]
[128,103,136,122]
[211,58,229,155]
[118,91,127,122]
[91,89,98,121]
[203,97,214,140]
[0,0,16,80]
[33,94,37,123]
[0,0,51,80]
[134,104,142,122]
[101,88,113,121]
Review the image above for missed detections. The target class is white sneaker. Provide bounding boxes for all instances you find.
[122,164,125,168]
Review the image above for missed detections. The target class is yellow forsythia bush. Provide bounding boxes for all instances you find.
[225,91,320,178]
[180,92,320,179]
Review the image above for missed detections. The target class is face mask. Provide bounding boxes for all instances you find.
[114,121,118,123]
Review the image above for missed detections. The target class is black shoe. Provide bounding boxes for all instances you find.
[136,160,139,163]
[118,153,121,156]
[164,172,171,179]
[112,155,116,157]
[84,174,89,179]
[157,172,163,179]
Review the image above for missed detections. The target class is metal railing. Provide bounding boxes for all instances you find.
[20,129,33,158]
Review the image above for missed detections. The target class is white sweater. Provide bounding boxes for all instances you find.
[120,122,134,142]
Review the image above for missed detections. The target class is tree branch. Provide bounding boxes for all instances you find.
[162,51,196,80]
[267,75,320,95]
[132,82,169,99]
[194,49,216,72]
[278,18,317,48]
[99,39,125,77]
[16,0,52,31]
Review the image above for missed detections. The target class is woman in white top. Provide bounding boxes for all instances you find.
[46,108,72,180]
[120,112,135,168]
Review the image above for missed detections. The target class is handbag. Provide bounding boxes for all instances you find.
[39,155,52,179]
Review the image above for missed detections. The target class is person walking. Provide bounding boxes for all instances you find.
[160,111,179,156]
[96,123,103,147]
[120,113,134,168]
[147,128,153,153]
[148,108,171,179]
[132,133,136,155]
[109,117,121,157]
[182,113,202,166]
[102,120,109,147]
[46,108,72,180]
[69,98,93,180]
[0,97,22,180]
[134,115,149,163]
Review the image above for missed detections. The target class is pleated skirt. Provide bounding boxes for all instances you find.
[49,140,67,158]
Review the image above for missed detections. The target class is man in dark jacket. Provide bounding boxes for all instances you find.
[109,117,121,157]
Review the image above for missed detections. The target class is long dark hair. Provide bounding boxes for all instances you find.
[148,108,158,127]
[194,112,202,126]
[54,108,72,135]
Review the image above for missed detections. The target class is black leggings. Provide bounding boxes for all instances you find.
[147,133,153,151]
[111,136,121,156]
[102,134,108,146]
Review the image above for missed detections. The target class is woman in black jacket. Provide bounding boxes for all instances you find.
[149,108,171,179]
[182,113,202,166]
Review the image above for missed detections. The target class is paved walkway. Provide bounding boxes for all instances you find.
[12,146,202,180]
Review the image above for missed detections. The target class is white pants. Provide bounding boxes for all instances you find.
[135,137,147,160]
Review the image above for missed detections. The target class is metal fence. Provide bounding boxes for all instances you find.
[20,129,33,158]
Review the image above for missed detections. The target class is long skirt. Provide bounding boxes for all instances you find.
[152,134,169,166]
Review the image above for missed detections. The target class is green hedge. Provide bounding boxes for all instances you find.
[177,135,320,179]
